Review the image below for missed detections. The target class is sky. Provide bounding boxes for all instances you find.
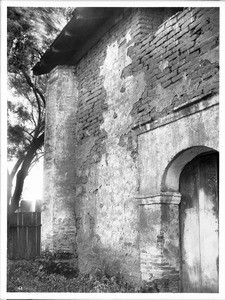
[22,158,43,201]
[8,157,43,205]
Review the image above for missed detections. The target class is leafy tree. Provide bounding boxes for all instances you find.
[7,7,73,212]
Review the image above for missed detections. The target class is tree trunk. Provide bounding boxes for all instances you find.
[8,171,12,212]
[7,156,24,207]
[9,133,44,212]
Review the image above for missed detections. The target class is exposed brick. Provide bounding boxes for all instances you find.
[168,52,179,62]
[167,40,179,52]
[167,25,180,40]
[171,74,182,84]
[175,25,189,39]
[180,40,195,53]
[43,7,219,292]
[155,35,168,47]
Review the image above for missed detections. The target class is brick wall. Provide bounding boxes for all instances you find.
[129,7,219,126]
[71,8,185,284]
[75,8,182,145]
[73,8,145,283]
[43,7,219,289]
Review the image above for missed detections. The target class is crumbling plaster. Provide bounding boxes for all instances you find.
[75,29,146,282]
[137,95,218,288]
[41,7,219,291]
[42,66,78,252]
[138,95,219,196]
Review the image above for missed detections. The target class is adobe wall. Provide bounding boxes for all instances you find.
[73,8,181,283]
[42,7,219,289]
[137,97,219,291]
[42,67,78,253]
[134,7,219,291]
[130,7,219,127]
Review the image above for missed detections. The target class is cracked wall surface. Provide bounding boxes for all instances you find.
[42,7,219,289]
[74,14,147,283]
[42,66,78,252]
[130,7,219,126]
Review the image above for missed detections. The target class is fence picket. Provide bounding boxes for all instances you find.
[8,212,41,259]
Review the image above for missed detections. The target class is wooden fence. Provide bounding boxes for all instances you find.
[8,212,41,259]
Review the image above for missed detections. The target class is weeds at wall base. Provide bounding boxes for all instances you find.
[7,251,173,292]
[7,253,154,293]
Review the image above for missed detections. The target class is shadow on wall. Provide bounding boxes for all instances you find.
[77,241,141,284]
[161,146,217,192]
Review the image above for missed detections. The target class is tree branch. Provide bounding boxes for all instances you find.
[9,132,45,212]
[34,84,46,106]
[20,69,42,128]
[9,155,25,180]
[22,127,34,139]
[28,152,44,172]
[8,155,25,205]
[21,68,46,107]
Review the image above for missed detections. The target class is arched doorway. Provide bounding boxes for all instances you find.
[179,151,219,292]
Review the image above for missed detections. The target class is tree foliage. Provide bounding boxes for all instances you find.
[7,7,73,211]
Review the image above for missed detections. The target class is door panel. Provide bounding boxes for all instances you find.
[180,160,201,292]
[179,153,219,293]
[198,155,219,292]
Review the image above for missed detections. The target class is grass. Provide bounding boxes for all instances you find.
[7,255,141,292]
[7,251,160,293]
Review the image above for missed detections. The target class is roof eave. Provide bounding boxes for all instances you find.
[33,7,125,75]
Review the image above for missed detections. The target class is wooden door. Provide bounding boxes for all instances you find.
[179,152,219,293]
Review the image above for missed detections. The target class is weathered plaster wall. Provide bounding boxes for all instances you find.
[43,7,181,283]
[75,28,144,280]
[42,7,219,290]
[139,200,180,292]
[42,66,78,252]
[73,8,180,283]
[133,7,219,290]
[137,91,218,291]
[138,97,219,195]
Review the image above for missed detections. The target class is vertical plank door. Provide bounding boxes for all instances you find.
[179,152,219,293]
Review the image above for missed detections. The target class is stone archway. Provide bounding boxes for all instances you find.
[161,145,215,192]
